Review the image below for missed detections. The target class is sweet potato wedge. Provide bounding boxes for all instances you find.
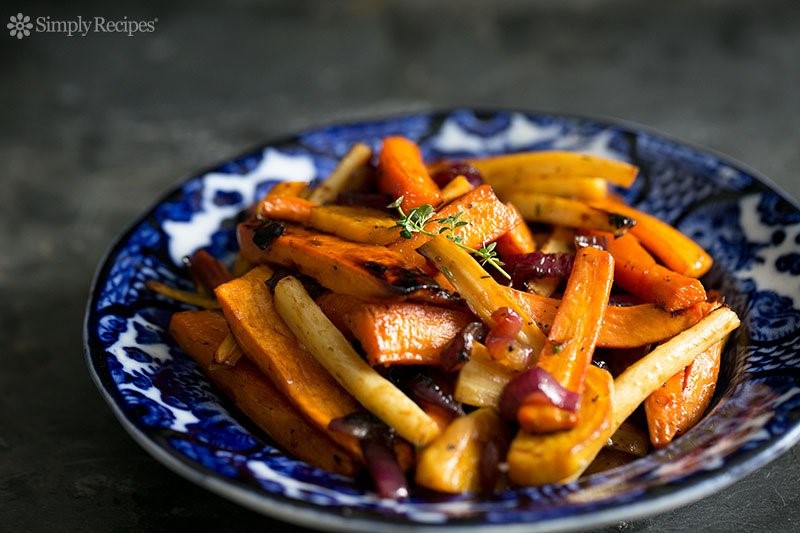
[237,221,452,303]
[389,184,517,270]
[214,265,363,458]
[169,310,359,476]
[316,292,475,366]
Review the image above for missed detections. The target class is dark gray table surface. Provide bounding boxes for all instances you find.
[3,0,799,531]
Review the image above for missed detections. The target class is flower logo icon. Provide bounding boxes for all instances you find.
[8,13,33,39]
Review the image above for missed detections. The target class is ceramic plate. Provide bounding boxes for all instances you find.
[85,109,800,532]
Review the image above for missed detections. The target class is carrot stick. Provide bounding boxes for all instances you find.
[257,195,315,224]
[517,247,615,433]
[377,136,442,211]
[592,231,707,311]
[644,337,723,448]
[187,249,233,293]
[591,198,713,277]
[495,202,537,258]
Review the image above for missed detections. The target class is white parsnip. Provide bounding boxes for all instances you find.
[306,143,373,204]
[273,276,441,447]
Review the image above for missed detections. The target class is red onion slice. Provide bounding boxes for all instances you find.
[498,367,580,421]
[361,435,409,500]
[504,252,575,286]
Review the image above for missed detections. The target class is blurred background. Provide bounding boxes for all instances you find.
[2,0,798,531]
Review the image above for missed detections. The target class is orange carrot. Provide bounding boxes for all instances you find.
[316,292,475,366]
[257,195,315,224]
[267,180,309,198]
[517,247,615,433]
[644,338,723,448]
[169,310,360,475]
[186,249,233,293]
[591,198,713,277]
[389,184,516,270]
[495,202,537,258]
[378,136,442,211]
[592,231,707,311]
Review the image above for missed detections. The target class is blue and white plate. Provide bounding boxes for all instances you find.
[84,109,800,532]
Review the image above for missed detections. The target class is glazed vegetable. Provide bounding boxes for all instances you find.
[169,310,359,476]
[152,138,741,498]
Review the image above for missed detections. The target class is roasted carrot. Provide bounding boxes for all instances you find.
[267,180,309,198]
[377,136,443,211]
[591,198,713,277]
[590,231,707,311]
[505,286,718,349]
[517,247,614,433]
[237,221,451,303]
[214,265,363,458]
[644,338,723,448]
[495,202,537,258]
[316,292,475,366]
[257,195,315,224]
[389,184,517,270]
[187,249,233,294]
[463,150,639,190]
[169,310,359,476]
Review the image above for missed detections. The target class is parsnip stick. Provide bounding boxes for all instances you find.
[307,143,373,204]
[213,332,244,366]
[612,306,740,430]
[273,276,441,447]
[508,192,635,237]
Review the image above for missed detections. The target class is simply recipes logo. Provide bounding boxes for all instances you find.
[7,12,158,39]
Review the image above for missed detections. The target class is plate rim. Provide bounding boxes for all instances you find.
[84,106,800,532]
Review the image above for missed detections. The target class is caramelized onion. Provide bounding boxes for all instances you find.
[498,367,580,421]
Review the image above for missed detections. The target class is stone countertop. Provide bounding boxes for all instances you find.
[2,0,799,531]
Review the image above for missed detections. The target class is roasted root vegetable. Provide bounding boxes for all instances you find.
[613,307,740,431]
[238,221,451,303]
[169,310,359,476]
[595,230,707,311]
[214,266,363,457]
[273,275,442,447]
[151,140,740,498]
[316,292,474,366]
[378,136,443,211]
[415,407,510,494]
[507,365,615,486]
[517,246,614,433]
[419,235,547,369]
[644,338,724,448]
[306,142,373,204]
[507,192,635,237]
[462,150,639,190]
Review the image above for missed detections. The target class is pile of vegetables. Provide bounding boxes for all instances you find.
[154,136,740,498]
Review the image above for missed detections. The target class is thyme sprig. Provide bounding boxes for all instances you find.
[388,196,510,279]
